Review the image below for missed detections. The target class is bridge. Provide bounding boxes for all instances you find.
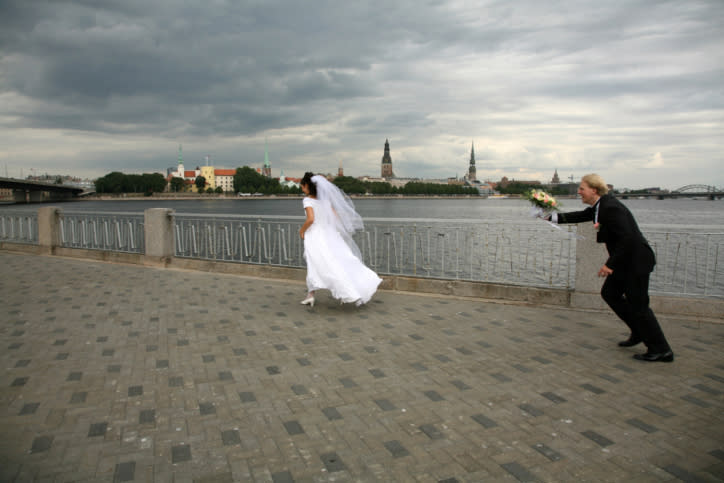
[0,177,85,203]
[620,184,723,200]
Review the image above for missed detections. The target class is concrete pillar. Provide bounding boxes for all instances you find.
[571,222,609,310]
[38,206,62,255]
[144,208,175,266]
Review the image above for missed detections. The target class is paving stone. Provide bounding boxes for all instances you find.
[519,403,543,417]
[692,384,722,395]
[642,404,675,418]
[291,384,308,395]
[369,369,386,378]
[374,399,396,411]
[626,418,658,433]
[171,444,192,463]
[283,420,304,436]
[424,390,444,402]
[30,436,53,453]
[322,407,343,421]
[19,402,40,415]
[491,373,512,383]
[581,383,605,394]
[1,252,722,483]
[88,422,108,437]
[320,452,346,473]
[271,471,295,483]
[128,385,143,397]
[384,440,410,458]
[339,377,357,388]
[471,414,498,429]
[582,430,613,447]
[199,402,216,415]
[681,395,711,408]
[139,409,155,424]
[221,429,241,446]
[541,392,567,404]
[420,424,444,440]
[501,462,539,482]
[70,392,87,404]
[450,379,471,391]
[662,464,707,483]
[113,461,135,482]
[532,443,563,462]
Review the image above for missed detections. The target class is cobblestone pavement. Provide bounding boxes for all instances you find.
[1,251,723,482]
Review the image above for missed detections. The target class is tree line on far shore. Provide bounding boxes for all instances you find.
[95,168,552,196]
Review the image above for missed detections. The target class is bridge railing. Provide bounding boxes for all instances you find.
[0,210,38,244]
[58,211,145,254]
[173,214,579,289]
[2,208,722,299]
[646,230,724,298]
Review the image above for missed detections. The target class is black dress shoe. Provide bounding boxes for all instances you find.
[618,336,642,347]
[633,351,674,362]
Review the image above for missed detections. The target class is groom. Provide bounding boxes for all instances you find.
[547,174,674,362]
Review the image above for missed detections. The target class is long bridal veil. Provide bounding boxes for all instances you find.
[311,175,364,260]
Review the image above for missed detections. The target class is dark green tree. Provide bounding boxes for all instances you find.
[169,177,186,192]
[195,176,207,190]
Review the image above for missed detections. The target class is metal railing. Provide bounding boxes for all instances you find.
[0,211,38,244]
[58,211,145,254]
[646,230,724,297]
[174,214,579,289]
[2,209,722,298]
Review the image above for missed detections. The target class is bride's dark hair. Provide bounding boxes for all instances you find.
[301,172,317,197]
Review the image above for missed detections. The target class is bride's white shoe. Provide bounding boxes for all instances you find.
[300,296,315,307]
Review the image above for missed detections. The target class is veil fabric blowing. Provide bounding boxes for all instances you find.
[310,175,364,260]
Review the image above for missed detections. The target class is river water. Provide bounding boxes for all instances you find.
[3,196,723,229]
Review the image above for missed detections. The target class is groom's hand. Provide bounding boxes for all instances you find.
[598,264,613,277]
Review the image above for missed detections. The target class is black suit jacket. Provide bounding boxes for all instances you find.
[558,193,655,274]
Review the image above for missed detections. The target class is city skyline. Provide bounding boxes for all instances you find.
[1,1,722,190]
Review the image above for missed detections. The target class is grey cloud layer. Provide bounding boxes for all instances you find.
[0,0,722,187]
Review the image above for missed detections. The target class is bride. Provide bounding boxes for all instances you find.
[298,172,382,307]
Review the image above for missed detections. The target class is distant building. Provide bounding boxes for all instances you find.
[467,142,476,181]
[338,161,344,178]
[497,176,541,189]
[381,139,394,178]
[262,141,272,178]
[166,148,238,192]
[551,169,560,184]
[279,169,300,189]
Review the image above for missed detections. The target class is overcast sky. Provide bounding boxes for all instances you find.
[1,0,722,190]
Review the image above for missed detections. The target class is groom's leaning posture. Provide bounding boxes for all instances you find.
[547,174,674,362]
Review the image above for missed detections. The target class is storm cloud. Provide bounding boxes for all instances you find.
[1,0,722,189]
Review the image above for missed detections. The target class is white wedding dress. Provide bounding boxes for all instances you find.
[303,196,382,305]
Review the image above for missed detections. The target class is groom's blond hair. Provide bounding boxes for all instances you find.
[581,174,609,195]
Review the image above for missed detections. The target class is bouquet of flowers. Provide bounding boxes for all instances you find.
[526,189,560,218]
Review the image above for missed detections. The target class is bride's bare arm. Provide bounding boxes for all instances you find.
[299,206,315,239]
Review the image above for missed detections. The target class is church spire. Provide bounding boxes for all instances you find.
[381,139,394,178]
[263,139,271,177]
[467,141,476,181]
[178,144,183,165]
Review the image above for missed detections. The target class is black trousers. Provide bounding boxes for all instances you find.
[601,269,671,353]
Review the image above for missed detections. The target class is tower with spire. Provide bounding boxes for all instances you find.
[338,160,344,178]
[468,141,476,181]
[262,139,272,178]
[551,168,560,184]
[176,144,185,178]
[381,139,394,178]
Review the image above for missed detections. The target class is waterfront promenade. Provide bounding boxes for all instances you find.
[1,251,723,482]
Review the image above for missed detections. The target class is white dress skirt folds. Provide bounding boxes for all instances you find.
[302,196,382,305]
